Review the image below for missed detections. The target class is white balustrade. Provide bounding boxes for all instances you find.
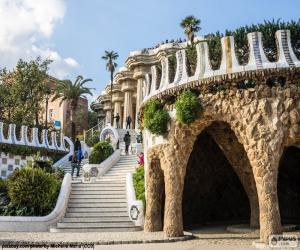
[141,29,300,105]
[0,121,69,152]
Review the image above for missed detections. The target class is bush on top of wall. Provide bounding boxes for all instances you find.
[143,99,170,135]
[175,90,202,125]
[0,143,66,161]
[88,141,114,164]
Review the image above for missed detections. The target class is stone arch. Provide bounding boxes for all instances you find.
[183,126,253,228]
[144,84,300,243]
[206,122,259,228]
[277,142,300,226]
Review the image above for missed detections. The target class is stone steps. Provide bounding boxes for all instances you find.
[61,217,132,223]
[67,207,127,213]
[65,212,129,217]
[51,155,140,233]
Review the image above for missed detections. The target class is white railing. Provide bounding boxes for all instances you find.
[0,122,69,152]
[142,29,300,104]
[83,120,105,143]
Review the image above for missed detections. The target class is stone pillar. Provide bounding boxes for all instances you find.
[114,101,122,128]
[123,91,133,129]
[144,149,164,232]
[105,110,111,126]
[246,143,283,243]
[135,78,144,128]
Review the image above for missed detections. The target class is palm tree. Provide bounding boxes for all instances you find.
[52,75,93,141]
[102,50,119,124]
[180,15,201,43]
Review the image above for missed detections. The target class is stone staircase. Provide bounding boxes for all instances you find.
[63,158,87,178]
[50,154,140,232]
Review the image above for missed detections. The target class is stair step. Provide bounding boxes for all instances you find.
[71,188,124,192]
[69,198,126,203]
[70,194,126,199]
[65,212,129,217]
[62,217,131,223]
[72,183,125,187]
[68,203,127,208]
[70,191,125,195]
[67,207,127,213]
[50,227,140,232]
[57,222,135,228]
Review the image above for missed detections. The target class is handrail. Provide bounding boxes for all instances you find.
[83,120,105,142]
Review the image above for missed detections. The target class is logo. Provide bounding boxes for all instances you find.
[269,235,298,248]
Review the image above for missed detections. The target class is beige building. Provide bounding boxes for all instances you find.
[44,77,88,136]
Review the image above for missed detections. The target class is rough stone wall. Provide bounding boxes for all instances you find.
[144,84,300,243]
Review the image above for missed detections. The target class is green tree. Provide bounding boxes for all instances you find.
[102,50,119,124]
[88,110,98,128]
[52,75,93,141]
[0,58,52,126]
[180,15,201,43]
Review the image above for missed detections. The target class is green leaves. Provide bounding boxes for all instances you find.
[0,57,52,126]
[143,99,170,135]
[6,166,61,216]
[88,141,114,164]
[180,15,201,41]
[133,166,145,210]
[175,90,202,125]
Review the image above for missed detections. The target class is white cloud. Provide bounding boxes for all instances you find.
[0,0,79,79]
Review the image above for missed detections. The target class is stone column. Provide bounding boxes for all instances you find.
[246,142,283,243]
[144,148,164,232]
[123,91,133,129]
[114,101,122,128]
[133,67,149,129]
[105,110,111,126]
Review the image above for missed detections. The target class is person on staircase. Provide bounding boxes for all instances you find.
[71,153,80,178]
[74,138,81,151]
[114,113,120,128]
[126,115,132,129]
[123,131,131,155]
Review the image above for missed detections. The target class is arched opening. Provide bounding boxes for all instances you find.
[278,145,300,227]
[183,123,251,229]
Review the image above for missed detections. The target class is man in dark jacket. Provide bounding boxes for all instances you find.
[126,115,132,129]
[123,131,131,155]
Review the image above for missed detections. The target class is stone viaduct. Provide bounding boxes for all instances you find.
[94,29,300,243]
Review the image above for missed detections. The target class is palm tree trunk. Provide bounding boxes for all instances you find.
[110,70,113,125]
[70,107,76,142]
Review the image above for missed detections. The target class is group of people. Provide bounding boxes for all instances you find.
[70,138,83,178]
[114,114,132,129]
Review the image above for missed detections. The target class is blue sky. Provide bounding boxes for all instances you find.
[1,0,300,104]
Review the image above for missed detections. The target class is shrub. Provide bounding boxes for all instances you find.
[0,179,8,194]
[175,90,202,124]
[54,167,65,180]
[143,99,170,135]
[133,166,145,210]
[86,132,100,147]
[88,141,114,164]
[7,166,61,216]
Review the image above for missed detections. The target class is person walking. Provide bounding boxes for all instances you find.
[126,115,132,129]
[71,153,80,178]
[77,147,83,165]
[123,131,131,155]
[114,113,120,128]
[74,138,81,151]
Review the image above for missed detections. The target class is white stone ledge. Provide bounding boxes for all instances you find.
[126,172,144,227]
[83,149,121,180]
[0,173,72,232]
